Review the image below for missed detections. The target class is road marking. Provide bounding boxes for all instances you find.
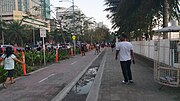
[39,73,55,83]
[71,61,77,65]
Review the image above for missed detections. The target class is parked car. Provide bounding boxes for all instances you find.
[0,45,25,52]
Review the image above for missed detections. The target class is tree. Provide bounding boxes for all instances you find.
[163,0,169,39]
[5,20,29,46]
[104,0,179,40]
[0,20,6,44]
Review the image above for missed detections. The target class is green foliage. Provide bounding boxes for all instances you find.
[0,66,7,83]
[58,49,70,60]
[104,0,180,40]
[4,20,30,46]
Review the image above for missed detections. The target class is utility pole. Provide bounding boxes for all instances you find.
[0,0,4,45]
[59,0,76,54]
[33,27,35,45]
[72,0,76,55]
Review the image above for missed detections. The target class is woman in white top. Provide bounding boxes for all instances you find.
[0,46,24,88]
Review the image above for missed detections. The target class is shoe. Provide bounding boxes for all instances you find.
[3,83,7,88]
[122,80,129,84]
[11,81,15,84]
[129,80,134,83]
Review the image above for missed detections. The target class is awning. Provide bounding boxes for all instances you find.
[154,26,180,32]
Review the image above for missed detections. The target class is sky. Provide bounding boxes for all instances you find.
[50,0,112,30]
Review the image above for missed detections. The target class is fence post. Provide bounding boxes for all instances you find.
[56,48,58,62]
[71,48,74,57]
[21,51,27,76]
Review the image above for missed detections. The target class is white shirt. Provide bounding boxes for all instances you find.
[117,41,133,61]
[1,54,16,70]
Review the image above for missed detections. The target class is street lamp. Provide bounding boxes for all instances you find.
[0,0,4,45]
[59,0,76,54]
[84,17,96,45]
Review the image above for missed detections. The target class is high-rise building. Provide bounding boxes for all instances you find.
[56,6,83,34]
[42,0,50,19]
[0,0,50,31]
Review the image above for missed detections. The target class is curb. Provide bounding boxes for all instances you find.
[85,49,106,101]
[51,49,104,101]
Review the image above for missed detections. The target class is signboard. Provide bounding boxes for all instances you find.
[13,10,23,20]
[72,35,76,40]
[40,29,46,37]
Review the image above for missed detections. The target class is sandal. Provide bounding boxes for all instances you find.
[3,83,7,88]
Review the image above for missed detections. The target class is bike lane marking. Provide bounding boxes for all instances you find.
[71,61,77,65]
[38,73,55,83]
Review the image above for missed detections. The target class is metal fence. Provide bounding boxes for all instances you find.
[132,39,180,87]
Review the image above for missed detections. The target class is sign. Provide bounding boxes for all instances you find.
[72,35,76,40]
[13,10,23,20]
[40,29,46,37]
[154,41,159,51]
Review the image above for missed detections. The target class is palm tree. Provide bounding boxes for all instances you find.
[163,0,169,39]
[5,20,29,46]
[0,20,6,44]
[104,0,179,40]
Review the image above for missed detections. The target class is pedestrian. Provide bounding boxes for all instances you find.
[81,43,85,56]
[94,42,100,55]
[111,42,115,51]
[115,34,135,84]
[0,46,24,88]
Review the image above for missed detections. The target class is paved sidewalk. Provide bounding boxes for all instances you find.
[97,48,180,101]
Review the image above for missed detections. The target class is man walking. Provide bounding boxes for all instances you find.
[115,34,135,84]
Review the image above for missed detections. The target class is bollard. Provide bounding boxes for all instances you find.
[56,48,58,62]
[21,51,27,76]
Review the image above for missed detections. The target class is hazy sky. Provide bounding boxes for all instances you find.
[50,0,112,29]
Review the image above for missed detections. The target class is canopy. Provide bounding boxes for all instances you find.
[154,26,180,32]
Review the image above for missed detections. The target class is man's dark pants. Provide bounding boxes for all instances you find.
[120,60,132,82]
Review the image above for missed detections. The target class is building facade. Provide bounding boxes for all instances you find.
[0,0,50,31]
[56,6,86,34]
[42,0,50,19]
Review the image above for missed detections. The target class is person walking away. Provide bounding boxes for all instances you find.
[0,46,24,88]
[115,34,135,84]
[81,43,85,56]
[95,42,100,55]
[111,43,115,51]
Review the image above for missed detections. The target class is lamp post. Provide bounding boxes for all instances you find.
[59,0,76,55]
[84,17,96,45]
[72,0,76,55]
[0,0,4,45]
[72,0,75,32]
[33,27,35,45]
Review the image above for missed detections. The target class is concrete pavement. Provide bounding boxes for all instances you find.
[93,48,180,101]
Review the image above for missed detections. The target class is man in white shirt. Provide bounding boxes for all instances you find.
[115,34,135,84]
